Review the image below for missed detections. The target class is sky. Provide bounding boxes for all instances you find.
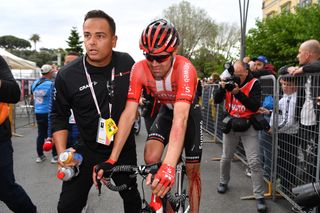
[0,0,262,61]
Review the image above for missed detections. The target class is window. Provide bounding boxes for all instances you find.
[299,0,312,7]
[266,11,276,17]
[281,2,291,13]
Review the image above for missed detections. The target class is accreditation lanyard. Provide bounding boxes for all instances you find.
[82,56,114,118]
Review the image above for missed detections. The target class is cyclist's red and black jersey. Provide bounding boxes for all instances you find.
[128,55,203,163]
[127,55,198,108]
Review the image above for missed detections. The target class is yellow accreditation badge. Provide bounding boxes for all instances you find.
[105,118,118,145]
[96,117,117,146]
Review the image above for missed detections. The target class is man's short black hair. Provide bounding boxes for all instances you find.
[84,10,116,35]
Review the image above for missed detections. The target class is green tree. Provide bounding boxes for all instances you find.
[66,27,83,55]
[162,1,218,59]
[214,22,241,61]
[246,5,320,70]
[161,1,230,76]
[191,47,226,78]
[0,35,31,50]
[11,48,62,67]
[30,34,40,51]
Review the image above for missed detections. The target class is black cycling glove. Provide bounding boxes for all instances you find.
[94,159,116,178]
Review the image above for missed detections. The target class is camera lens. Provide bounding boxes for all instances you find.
[225,82,235,91]
[292,181,320,208]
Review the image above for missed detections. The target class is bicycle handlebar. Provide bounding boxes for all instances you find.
[104,163,187,204]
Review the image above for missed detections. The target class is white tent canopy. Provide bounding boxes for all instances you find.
[0,48,37,70]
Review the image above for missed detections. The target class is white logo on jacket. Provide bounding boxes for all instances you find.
[79,81,98,91]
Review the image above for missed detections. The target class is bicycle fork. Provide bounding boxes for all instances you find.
[176,162,189,213]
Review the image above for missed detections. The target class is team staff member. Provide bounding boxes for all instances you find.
[0,55,37,212]
[94,19,203,213]
[214,61,267,212]
[52,10,141,213]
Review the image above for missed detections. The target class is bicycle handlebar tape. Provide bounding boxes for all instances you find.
[97,178,102,196]
[106,181,128,191]
[142,162,162,175]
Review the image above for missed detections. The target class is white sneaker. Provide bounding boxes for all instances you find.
[245,168,252,177]
[81,203,88,213]
[36,155,46,163]
[51,156,58,164]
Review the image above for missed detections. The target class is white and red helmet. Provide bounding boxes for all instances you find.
[139,19,180,54]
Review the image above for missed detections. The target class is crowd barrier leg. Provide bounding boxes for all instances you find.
[9,104,23,137]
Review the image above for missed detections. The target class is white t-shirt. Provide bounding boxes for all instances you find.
[301,76,316,126]
[270,92,299,134]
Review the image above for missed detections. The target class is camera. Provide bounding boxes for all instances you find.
[292,181,320,209]
[224,76,241,92]
[224,62,234,75]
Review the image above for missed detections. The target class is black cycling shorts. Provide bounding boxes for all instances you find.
[147,104,203,163]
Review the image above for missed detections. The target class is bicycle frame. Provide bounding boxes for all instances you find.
[173,160,190,213]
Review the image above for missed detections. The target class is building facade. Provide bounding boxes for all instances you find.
[262,0,319,18]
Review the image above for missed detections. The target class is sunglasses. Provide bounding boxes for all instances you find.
[144,53,172,63]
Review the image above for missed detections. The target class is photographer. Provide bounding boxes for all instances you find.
[214,61,267,212]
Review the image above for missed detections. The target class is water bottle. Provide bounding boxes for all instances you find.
[149,194,163,213]
[59,149,83,165]
[57,167,78,181]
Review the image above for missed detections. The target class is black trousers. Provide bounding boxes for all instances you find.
[57,143,141,213]
[277,133,299,189]
[298,125,318,183]
[0,139,37,213]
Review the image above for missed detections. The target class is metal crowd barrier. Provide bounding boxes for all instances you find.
[12,79,36,133]
[201,73,320,211]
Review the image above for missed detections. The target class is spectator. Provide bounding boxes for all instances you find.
[63,52,79,65]
[214,61,267,212]
[251,55,276,78]
[0,55,37,212]
[243,56,251,64]
[263,77,299,189]
[52,10,141,213]
[31,64,56,163]
[249,60,257,72]
[286,39,320,183]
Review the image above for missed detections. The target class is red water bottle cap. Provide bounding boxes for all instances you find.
[43,140,53,151]
[57,171,65,180]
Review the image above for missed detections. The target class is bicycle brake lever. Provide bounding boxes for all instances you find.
[97,178,102,196]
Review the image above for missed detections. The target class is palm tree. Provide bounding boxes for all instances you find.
[30,34,40,51]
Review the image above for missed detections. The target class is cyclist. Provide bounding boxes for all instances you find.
[94,19,203,212]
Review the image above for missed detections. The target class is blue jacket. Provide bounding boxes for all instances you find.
[31,77,53,114]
